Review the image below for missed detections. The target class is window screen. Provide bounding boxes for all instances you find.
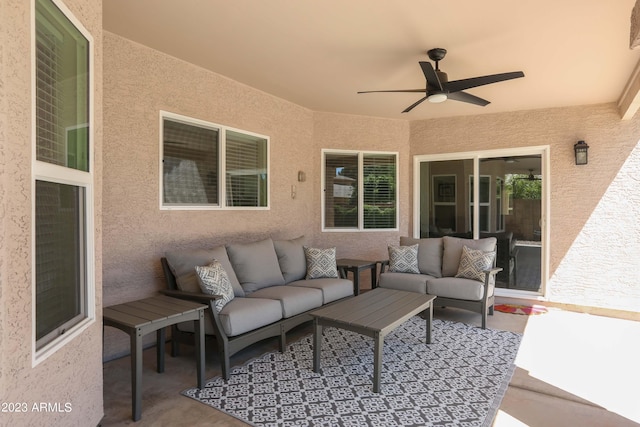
[161,114,269,209]
[162,119,219,206]
[323,151,397,231]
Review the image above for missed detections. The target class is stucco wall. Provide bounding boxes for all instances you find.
[311,112,411,259]
[410,105,640,312]
[102,33,412,359]
[0,0,103,425]
[103,32,313,357]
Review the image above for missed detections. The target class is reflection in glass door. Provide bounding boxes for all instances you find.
[418,153,544,293]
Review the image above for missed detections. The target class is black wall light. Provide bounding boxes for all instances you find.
[574,140,589,165]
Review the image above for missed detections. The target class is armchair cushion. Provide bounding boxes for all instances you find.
[195,260,235,312]
[400,237,443,277]
[455,246,496,282]
[304,246,339,279]
[388,244,420,274]
[227,238,285,293]
[442,236,497,277]
[428,277,494,301]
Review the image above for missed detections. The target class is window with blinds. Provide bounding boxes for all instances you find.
[161,112,269,209]
[323,150,398,231]
[34,0,93,355]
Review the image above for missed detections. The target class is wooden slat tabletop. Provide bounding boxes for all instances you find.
[310,288,435,333]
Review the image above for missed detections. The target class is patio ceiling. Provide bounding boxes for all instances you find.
[103,0,640,121]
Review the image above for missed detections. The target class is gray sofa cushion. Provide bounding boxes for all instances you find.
[273,235,307,283]
[427,277,495,301]
[287,278,353,304]
[226,238,285,293]
[379,272,429,294]
[400,237,443,277]
[218,297,283,337]
[248,285,323,318]
[165,246,244,297]
[442,236,497,277]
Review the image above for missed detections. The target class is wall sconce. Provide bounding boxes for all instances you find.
[574,140,589,165]
[297,171,306,182]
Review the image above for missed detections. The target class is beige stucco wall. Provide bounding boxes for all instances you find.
[102,33,411,359]
[103,32,312,357]
[410,105,640,312]
[0,0,103,425]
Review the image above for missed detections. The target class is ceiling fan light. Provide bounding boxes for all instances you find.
[427,93,447,103]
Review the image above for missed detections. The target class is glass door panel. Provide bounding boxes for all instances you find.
[419,159,472,238]
[479,155,542,291]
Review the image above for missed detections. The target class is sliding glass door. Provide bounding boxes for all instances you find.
[416,150,546,294]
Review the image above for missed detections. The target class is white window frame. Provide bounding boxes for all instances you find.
[159,111,270,210]
[31,0,95,365]
[321,149,399,232]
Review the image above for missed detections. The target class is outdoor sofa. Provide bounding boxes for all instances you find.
[379,236,501,328]
[161,236,353,379]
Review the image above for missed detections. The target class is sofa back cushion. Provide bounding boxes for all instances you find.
[273,236,307,283]
[226,238,285,293]
[400,237,443,277]
[164,246,244,297]
[442,236,497,277]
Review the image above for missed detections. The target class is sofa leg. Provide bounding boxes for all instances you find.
[489,305,494,315]
[279,327,287,353]
[170,325,180,357]
[221,351,230,381]
[481,312,487,329]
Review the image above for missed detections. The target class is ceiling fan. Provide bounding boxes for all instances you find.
[358,48,525,113]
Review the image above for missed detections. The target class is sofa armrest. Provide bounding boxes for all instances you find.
[161,289,222,303]
[377,260,390,288]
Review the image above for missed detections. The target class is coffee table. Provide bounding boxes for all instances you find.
[310,288,436,393]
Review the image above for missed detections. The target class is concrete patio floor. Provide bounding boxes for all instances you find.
[101,301,640,426]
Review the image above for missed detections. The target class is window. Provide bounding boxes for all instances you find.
[34,0,94,356]
[323,150,397,231]
[161,112,269,209]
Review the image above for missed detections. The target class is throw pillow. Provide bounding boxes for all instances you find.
[195,260,235,313]
[388,244,420,274]
[455,245,496,282]
[303,246,338,279]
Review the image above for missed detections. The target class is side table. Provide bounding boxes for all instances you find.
[336,258,378,295]
[103,295,207,421]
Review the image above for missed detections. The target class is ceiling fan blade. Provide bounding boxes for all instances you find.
[402,96,428,113]
[444,71,524,93]
[419,61,442,91]
[357,89,426,94]
[447,91,490,106]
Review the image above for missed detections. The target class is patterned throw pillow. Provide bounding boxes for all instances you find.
[195,260,235,313]
[455,245,496,282]
[304,246,338,279]
[388,244,420,274]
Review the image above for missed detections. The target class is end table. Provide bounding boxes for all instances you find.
[103,295,207,421]
[336,258,378,295]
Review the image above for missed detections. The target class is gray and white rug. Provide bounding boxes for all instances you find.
[183,317,522,427]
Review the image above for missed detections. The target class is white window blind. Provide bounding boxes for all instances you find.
[323,150,397,231]
[162,119,219,206]
[161,113,269,209]
[363,154,397,229]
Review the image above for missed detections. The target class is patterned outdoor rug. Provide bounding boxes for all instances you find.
[183,317,522,427]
